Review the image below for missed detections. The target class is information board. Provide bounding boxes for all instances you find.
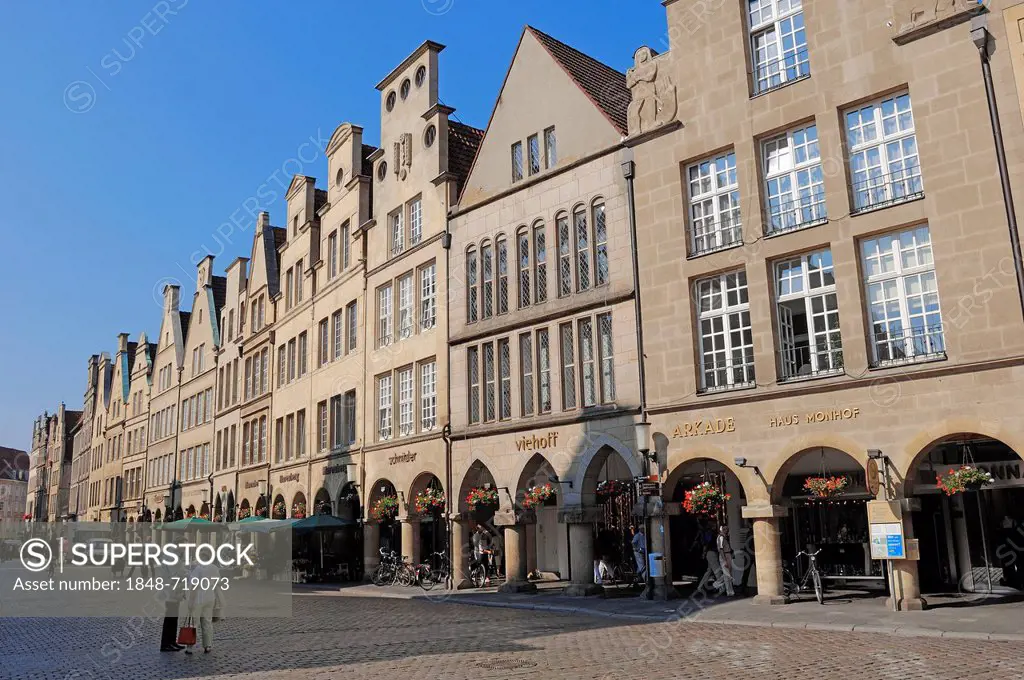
[869,522,905,559]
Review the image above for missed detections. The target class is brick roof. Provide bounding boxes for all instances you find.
[0,446,28,479]
[361,144,378,177]
[526,26,629,135]
[448,121,485,196]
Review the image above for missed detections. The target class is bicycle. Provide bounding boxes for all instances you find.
[469,549,495,588]
[782,549,824,605]
[371,548,399,587]
[600,560,644,591]
[418,551,450,591]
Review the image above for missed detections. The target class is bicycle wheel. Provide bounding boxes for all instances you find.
[616,564,634,590]
[371,565,389,587]
[470,565,485,588]
[420,567,437,591]
[812,570,824,605]
[396,565,413,587]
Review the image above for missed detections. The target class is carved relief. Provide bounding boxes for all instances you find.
[892,0,986,43]
[626,46,678,137]
[393,132,412,181]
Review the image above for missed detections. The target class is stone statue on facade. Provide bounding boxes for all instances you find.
[393,132,412,181]
[626,46,678,136]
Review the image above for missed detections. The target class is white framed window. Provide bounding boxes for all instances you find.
[298,332,307,376]
[420,361,437,431]
[497,236,509,314]
[378,284,393,347]
[520,333,534,416]
[748,0,809,95]
[328,230,339,279]
[333,310,344,360]
[277,346,286,387]
[696,270,755,391]
[534,223,547,303]
[318,319,329,367]
[483,343,496,422]
[390,209,404,257]
[774,248,843,380]
[557,214,572,297]
[512,141,523,182]
[398,273,413,339]
[560,323,576,409]
[482,242,494,319]
[377,374,393,441]
[498,338,512,420]
[467,247,479,323]
[763,123,825,234]
[420,263,436,330]
[593,202,609,286]
[846,92,922,213]
[346,302,358,352]
[398,367,414,436]
[468,347,480,424]
[598,313,615,403]
[687,151,741,256]
[341,222,351,270]
[287,338,297,381]
[578,318,596,407]
[861,225,943,365]
[544,127,557,168]
[517,228,531,308]
[528,134,541,176]
[409,197,423,245]
[295,259,303,302]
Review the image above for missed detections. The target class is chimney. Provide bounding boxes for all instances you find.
[164,283,181,313]
[117,333,129,354]
[257,212,270,231]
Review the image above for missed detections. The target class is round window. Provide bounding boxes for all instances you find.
[377,161,388,182]
[335,168,344,187]
[385,91,396,112]
[400,78,411,100]
[423,124,437,149]
[415,65,427,88]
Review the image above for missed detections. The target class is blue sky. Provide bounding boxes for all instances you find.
[0,1,665,449]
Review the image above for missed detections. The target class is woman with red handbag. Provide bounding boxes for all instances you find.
[184,559,221,654]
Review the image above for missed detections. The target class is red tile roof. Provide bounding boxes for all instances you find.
[448,121,485,196]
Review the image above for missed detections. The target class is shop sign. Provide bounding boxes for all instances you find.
[515,431,559,451]
[638,481,661,496]
[244,480,261,490]
[865,459,880,497]
[388,451,417,466]
[769,408,860,428]
[278,472,300,485]
[671,418,735,438]
[323,463,347,477]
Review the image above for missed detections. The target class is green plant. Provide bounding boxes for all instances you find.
[521,483,555,510]
[937,465,994,495]
[682,482,729,516]
[370,495,400,521]
[465,486,499,509]
[803,475,849,498]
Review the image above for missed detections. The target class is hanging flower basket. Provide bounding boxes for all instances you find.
[803,476,849,498]
[184,509,196,519]
[596,479,629,499]
[292,502,307,519]
[272,501,287,520]
[213,512,223,522]
[199,511,210,520]
[370,495,399,521]
[465,486,499,510]
[414,487,446,514]
[937,465,994,496]
[238,506,252,519]
[682,482,730,516]
[521,483,555,510]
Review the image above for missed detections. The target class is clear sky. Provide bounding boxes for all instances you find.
[0,1,666,450]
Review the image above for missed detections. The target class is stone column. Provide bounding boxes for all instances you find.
[363,522,380,580]
[400,517,420,564]
[888,504,926,610]
[742,504,788,605]
[450,517,472,589]
[563,506,602,596]
[495,510,536,593]
[649,501,679,600]
[525,523,538,577]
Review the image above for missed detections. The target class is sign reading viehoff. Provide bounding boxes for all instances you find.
[516,432,559,451]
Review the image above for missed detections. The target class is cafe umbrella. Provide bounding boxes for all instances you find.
[290,515,357,572]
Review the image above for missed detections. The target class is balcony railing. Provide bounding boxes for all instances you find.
[698,355,756,394]
[777,344,844,382]
[689,216,743,258]
[851,167,923,214]
[764,192,827,236]
[869,324,945,367]
[752,46,811,96]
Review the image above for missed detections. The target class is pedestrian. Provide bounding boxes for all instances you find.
[630,525,647,579]
[185,541,221,655]
[470,526,492,585]
[593,527,613,584]
[715,524,735,597]
[159,560,186,653]
[696,522,724,595]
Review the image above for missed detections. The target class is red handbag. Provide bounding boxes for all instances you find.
[177,617,197,646]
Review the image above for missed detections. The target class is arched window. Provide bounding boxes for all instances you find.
[481,240,494,319]
[496,235,509,315]
[466,247,478,323]
[534,221,547,303]
[517,227,531,308]
[592,200,609,286]
[573,205,591,292]
[556,213,571,298]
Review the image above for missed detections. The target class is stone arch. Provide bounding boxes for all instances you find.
[457,459,499,514]
[214,495,223,521]
[516,452,559,503]
[900,419,1024,495]
[571,433,643,504]
[154,508,162,522]
[313,488,332,515]
[366,479,397,512]
[199,502,210,520]
[336,482,359,522]
[769,442,867,505]
[291,491,307,518]
[272,494,286,519]
[663,447,756,502]
[185,504,196,519]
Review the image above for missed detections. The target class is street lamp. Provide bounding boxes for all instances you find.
[258,479,268,518]
[634,419,656,600]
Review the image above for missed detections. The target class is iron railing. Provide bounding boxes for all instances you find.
[850,167,923,214]
[689,216,744,258]
[764,191,827,236]
[777,344,844,382]
[869,324,945,367]
[752,46,811,96]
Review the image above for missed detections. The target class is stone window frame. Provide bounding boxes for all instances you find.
[772,247,844,381]
[747,0,810,96]
[761,121,827,236]
[694,269,755,393]
[686,150,743,257]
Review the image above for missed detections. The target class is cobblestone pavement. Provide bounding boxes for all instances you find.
[2,594,1023,679]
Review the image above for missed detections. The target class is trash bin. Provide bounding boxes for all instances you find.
[648,552,664,579]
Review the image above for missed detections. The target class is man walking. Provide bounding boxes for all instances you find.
[630,525,647,580]
[715,524,735,597]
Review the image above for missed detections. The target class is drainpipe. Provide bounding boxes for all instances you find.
[971,16,1024,323]
[443,218,454,589]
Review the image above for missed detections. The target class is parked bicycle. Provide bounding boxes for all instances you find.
[469,548,496,588]
[782,549,824,604]
[418,551,450,591]
[599,559,644,591]
[371,548,399,587]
